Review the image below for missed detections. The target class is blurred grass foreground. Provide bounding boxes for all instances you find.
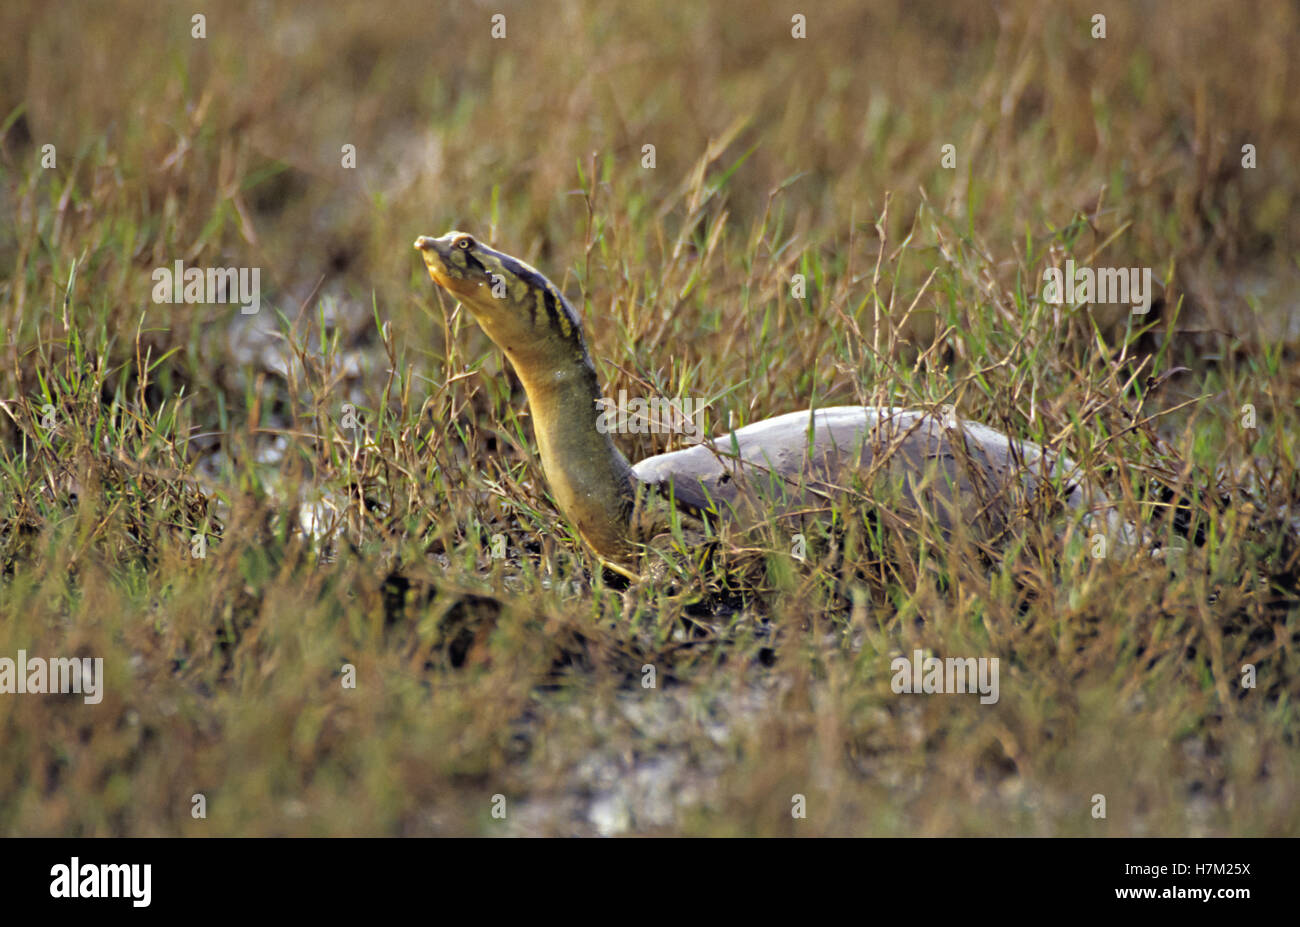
[0,1,1297,835]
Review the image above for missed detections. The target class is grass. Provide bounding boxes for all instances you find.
[0,0,1297,835]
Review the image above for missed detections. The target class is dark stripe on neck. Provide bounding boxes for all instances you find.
[496,253,583,343]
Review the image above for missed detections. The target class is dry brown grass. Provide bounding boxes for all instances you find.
[0,0,1296,835]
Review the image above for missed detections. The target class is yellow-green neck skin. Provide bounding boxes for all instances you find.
[513,351,639,562]
[415,232,639,563]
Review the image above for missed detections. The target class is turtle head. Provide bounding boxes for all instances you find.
[415,232,586,364]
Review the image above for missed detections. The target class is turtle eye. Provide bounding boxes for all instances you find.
[456,236,474,250]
